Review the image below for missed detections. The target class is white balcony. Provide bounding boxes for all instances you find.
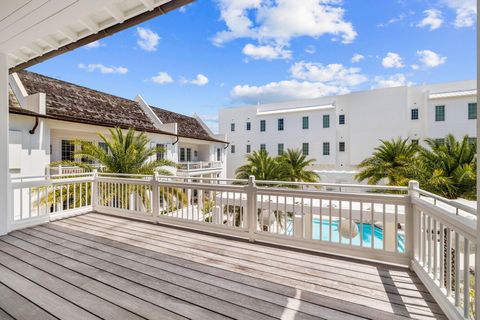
[176,161,223,176]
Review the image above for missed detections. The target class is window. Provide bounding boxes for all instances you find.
[231,145,235,153]
[468,137,476,145]
[194,150,198,157]
[411,108,419,120]
[216,148,221,161]
[323,115,330,128]
[179,148,186,161]
[61,140,75,161]
[278,143,284,155]
[302,116,309,129]
[260,120,266,132]
[468,103,477,120]
[435,105,445,121]
[339,114,345,125]
[231,123,235,131]
[99,142,108,154]
[186,148,192,161]
[435,138,445,145]
[246,122,251,130]
[260,144,266,152]
[339,142,345,152]
[156,143,166,160]
[411,139,419,145]
[302,143,309,156]
[246,144,251,153]
[278,118,284,131]
[323,142,330,155]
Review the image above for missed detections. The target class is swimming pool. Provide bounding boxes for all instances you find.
[311,219,405,252]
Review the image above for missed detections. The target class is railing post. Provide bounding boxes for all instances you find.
[152,171,160,219]
[245,175,257,242]
[91,169,98,211]
[408,180,419,264]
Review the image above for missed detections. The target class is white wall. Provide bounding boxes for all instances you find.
[220,80,477,180]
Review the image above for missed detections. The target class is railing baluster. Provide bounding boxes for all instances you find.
[371,202,374,249]
[455,232,461,307]
[447,227,452,296]
[433,219,438,281]
[428,215,432,273]
[463,237,470,318]
[440,223,445,288]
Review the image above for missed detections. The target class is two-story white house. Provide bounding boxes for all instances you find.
[219,80,477,182]
[8,70,228,179]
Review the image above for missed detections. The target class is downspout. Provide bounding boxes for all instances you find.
[223,142,230,149]
[172,136,180,145]
[29,116,39,134]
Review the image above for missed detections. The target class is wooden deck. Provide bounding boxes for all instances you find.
[0,213,445,320]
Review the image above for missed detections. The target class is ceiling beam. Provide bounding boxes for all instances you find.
[10,0,194,73]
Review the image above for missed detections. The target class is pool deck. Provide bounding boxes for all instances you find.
[0,212,445,320]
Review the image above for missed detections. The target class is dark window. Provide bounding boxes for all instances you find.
[246,122,251,130]
[231,145,235,154]
[339,142,345,152]
[411,139,419,145]
[278,143,284,155]
[411,108,419,120]
[323,142,330,155]
[179,148,186,161]
[323,115,330,128]
[246,144,251,153]
[302,143,309,156]
[260,120,266,132]
[99,142,108,154]
[278,118,284,131]
[468,137,476,145]
[339,114,345,125]
[302,116,309,129]
[156,144,166,160]
[260,144,266,152]
[216,148,221,161]
[468,103,477,120]
[186,148,192,161]
[435,138,445,145]
[231,123,235,131]
[61,140,75,161]
[435,105,445,121]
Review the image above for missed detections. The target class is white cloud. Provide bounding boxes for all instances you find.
[373,74,412,88]
[442,0,476,28]
[290,61,367,86]
[351,53,365,63]
[377,11,415,27]
[411,64,420,70]
[84,40,104,49]
[151,72,173,84]
[78,63,128,74]
[417,9,443,30]
[213,0,357,55]
[136,27,160,51]
[416,49,447,68]
[382,52,404,68]
[242,43,292,60]
[191,74,209,86]
[231,80,347,104]
[305,45,316,54]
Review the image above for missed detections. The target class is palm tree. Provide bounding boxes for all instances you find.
[416,135,476,199]
[277,148,318,183]
[235,150,283,181]
[355,138,418,186]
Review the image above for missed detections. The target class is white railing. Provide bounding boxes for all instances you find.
[8,173,477,320]
[177,161,223,172]
[47,164,106,175]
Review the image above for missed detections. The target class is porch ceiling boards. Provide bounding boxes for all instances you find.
[0,213,444,320]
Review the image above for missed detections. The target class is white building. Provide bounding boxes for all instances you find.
[8,70,228,179]
[219,80,477,181]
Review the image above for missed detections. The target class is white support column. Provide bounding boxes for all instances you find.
[0,53,10,235]
[476,56,479,319]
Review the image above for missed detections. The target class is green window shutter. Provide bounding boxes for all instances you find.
[435,105,445,121]
[302,143,309,156]
[468,103,477,120]
[323,115,330,128]
[302,116,309,129]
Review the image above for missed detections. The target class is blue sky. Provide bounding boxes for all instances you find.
[28,0,476,132]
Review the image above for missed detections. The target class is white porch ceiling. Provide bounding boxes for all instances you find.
[0,0,175,68]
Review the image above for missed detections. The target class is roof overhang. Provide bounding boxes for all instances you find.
[256,103,335,116]
[1,0,193,72]
[428,89,477,100]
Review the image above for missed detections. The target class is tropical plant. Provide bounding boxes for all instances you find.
[355,138,418,186]
[277,148,318,183]
[415,135,476,199]
[235,150,283,181]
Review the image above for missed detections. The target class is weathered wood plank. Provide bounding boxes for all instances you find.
[0,236,187,320]
[0,307,15,320]
[0,243,144,320]
[0,263,100,320]
[52,217,445,319]
[0,282,56,320]
[50,216,442,318]
[16,228,283,320]
[28,225,358,320]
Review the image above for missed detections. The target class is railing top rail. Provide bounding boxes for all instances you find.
[254,179,409,191]
[413,187,477,216]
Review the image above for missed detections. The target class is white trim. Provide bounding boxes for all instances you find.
[135,94,164,126]
[257,104,335,116]
[429,89,477,99]
[8,72,27,107]
[193,113,215,136]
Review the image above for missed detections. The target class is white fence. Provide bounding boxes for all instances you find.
[9,172,478,320]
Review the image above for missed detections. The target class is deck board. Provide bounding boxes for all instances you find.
[0,213,446,320]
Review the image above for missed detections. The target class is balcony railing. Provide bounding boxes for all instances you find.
[9,172,478,320]
[177,161,223,172]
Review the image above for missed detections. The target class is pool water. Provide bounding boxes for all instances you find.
[311,219,405,252]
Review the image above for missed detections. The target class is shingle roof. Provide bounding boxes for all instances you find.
[11,71,225,143]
